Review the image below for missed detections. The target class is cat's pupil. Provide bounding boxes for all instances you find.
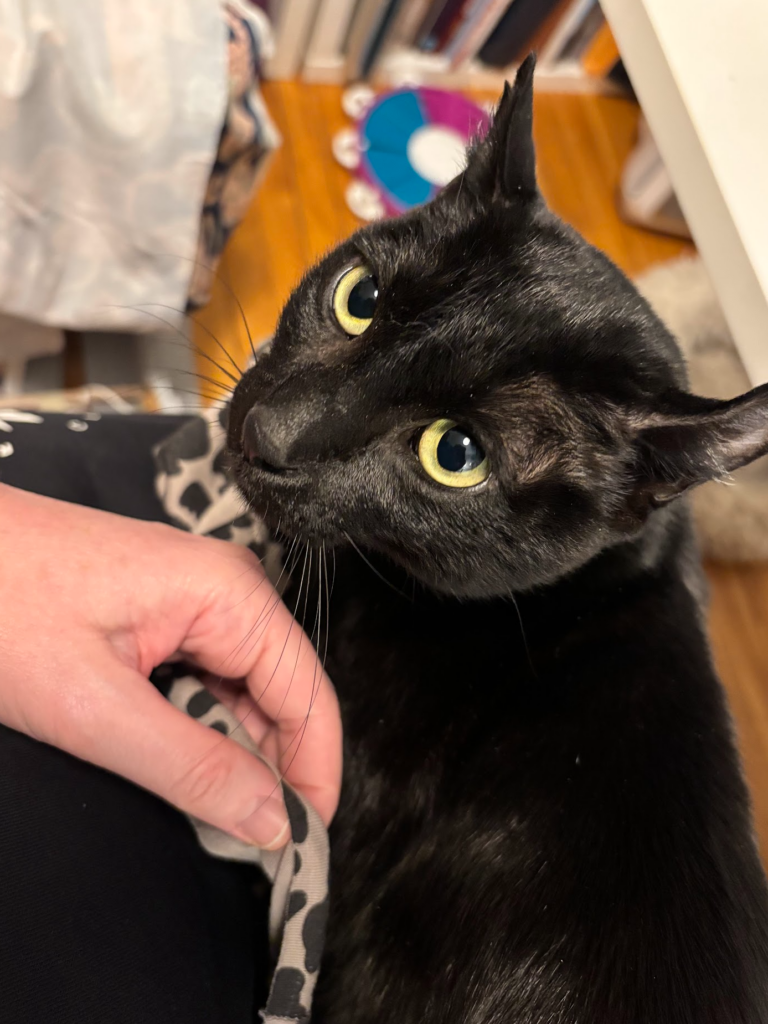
[347,275,378,319]
[437,427,484,473]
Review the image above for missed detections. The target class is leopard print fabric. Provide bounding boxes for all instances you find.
[155,404,329,1023]
[168,677,329,1024]
[153,399,283,582]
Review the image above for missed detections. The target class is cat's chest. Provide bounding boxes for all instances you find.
[316,552,680,824]
[325,577,500,755]
[320,559,556,813]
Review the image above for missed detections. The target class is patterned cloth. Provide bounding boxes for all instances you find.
[169,677,329,1024]
[152,399,284,579]
[154,406,330,1024]
[187,2,281,311]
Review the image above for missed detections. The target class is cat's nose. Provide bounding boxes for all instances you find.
[241,405,295,471]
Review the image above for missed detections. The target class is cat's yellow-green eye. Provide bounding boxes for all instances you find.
[333,265,379,336]
[418,419,490,488]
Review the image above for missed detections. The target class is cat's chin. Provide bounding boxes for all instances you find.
[233,459,346,544]
[235,465,490,595]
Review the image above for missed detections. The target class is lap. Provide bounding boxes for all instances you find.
[0,722,268,1024]
[0,410,267,1023]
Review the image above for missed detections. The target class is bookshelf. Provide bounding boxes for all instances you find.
[264,0,628,95]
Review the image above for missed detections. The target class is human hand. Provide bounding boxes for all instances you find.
[0,484,341,848]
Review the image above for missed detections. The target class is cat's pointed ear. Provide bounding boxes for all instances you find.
[454,54,537,203]
[623,383,768,521]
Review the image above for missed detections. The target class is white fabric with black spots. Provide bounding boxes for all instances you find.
[168,677,329,1024]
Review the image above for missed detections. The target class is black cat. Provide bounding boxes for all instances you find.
[228,56,768,1023]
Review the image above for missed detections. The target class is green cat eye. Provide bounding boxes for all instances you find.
[333,265,378,336]
[418,419,489,488]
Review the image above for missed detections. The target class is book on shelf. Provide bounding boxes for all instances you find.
[364,0,433,75]
[363,0,406,76]
[295,0,625,93]
[303,0,359,83]
[521,0,574,59]
[549,0,604,66]
[539,0,596,65]
[477,0,566,69]
[384,0,435,48]
[346,0,404,80]
[413,0,453,51]
[444,0,512,68]
[420,0,471,52]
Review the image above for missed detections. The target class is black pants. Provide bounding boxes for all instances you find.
[0,413,267,1023]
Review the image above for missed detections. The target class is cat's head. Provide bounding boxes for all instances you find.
[228,57,768,597]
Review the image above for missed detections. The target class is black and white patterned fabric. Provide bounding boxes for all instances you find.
[152,400,286,586]
[154,403,330,1024]
[168,677,329,1024]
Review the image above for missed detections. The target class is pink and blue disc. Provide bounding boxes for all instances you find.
[358,88,489,216]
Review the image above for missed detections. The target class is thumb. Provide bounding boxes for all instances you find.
[68,659,290,849]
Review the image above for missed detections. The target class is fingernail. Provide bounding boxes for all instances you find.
[234,795,289,849]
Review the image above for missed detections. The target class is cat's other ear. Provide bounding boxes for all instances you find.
[451,53,537,204]
[621,383,768,524]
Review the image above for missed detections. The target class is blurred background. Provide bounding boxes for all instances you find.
[1,0,767,858]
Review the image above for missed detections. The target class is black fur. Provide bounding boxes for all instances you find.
[229,56,768,1022]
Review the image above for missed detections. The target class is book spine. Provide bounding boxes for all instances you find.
[478,0,562,69]
[388,0,436,46]
[435,0,482,52]
[446,0,514,67]
[419,0,468,52]
[362,0,405,76]
[538,0,594,65]
[366,0,439,76]
[414,0,451,49]
[520,0,573,60]
[345,0,388,79]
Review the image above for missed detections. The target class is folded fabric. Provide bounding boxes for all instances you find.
[187,1,281,311]
[168,676,330,1024]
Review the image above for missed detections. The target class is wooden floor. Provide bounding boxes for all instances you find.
[196,84,768,863]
